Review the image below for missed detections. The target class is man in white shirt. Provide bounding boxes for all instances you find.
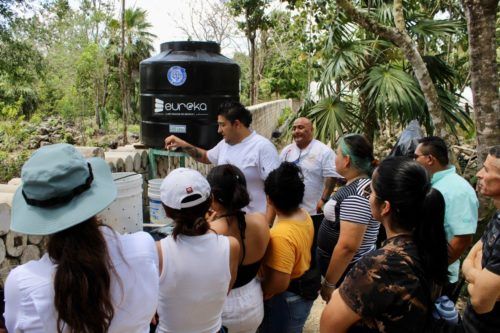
[280,117,341,217]
[165,101,280,215]
[280,117,342,306]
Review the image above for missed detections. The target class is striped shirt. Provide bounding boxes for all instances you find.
[317,178,379,265]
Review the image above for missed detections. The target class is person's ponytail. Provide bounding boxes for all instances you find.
[207,164,250,213]
[412,188,448,285]
[164,197,211,240]
[373,157,449,286]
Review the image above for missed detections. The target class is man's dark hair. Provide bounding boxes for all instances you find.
[418,136,449,166]
[217,101,252,127]
[489,146,500,158]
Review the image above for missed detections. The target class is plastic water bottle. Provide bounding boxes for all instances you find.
[432,295,459,325]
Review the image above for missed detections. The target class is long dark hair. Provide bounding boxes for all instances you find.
[163,195,211,240]
[48,217,115,333]
[207,164,250,256]
[372,157,448,285]
[207,164,250,213]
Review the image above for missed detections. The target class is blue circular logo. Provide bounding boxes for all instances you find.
[167,66,187,86]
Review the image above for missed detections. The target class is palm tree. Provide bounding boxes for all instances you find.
[109,7,155,130]
[123,8,155,119]
[288,0,472,146]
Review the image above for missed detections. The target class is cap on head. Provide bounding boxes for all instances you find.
[160,168,211,209]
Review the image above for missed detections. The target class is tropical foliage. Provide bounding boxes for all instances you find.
[0,0,494,151]
[281,0,474,144]
[0,0,155,131]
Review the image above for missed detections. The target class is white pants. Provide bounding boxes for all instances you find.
[222,277,264,333]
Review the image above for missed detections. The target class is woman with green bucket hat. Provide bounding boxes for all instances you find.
[4,143,159,333]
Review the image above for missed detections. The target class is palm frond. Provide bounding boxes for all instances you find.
[367,1,394,26]
[319,41,369,96]
[361,64,426,125]
[279,95,357,144]
[436,88,474,136]
[305,96,358,143]
[408,19,463,38]
[325,17,355,49]
[319,37,392,97]
[422,55,456,87]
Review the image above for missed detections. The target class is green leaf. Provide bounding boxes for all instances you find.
[361,64,426,124]
[409,19,463,38]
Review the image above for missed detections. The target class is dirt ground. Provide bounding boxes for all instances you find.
[304,297,326,333]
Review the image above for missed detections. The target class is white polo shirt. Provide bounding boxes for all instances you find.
[207,131,280,214]
[280,139,342,215]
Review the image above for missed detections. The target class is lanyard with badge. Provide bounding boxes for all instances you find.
[284,144,312,165]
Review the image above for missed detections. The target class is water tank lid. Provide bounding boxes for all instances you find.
[160,41,221,54]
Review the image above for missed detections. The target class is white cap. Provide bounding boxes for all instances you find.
[160,168,211,209]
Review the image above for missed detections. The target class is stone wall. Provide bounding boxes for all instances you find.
[249,99,292,139]
[0,187,45,288]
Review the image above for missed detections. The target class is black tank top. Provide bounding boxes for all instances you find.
[233,260,262,288]
[222,211,262,289]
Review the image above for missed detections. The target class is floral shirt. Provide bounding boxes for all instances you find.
[339,235,433,333]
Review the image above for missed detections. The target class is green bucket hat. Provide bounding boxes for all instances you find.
[11,143,117,235]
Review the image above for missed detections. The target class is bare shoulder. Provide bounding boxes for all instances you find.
[245,213,270,248]
[227,235,241,253]
[246,213,270,233]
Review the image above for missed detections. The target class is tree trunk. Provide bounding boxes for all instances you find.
[336,0,446,137]
[94,83,101,129]
[463,0,499,165]
[360,90,377,144]
[463,0,499,220]
[119,0,128,144]
[250,35,256,105]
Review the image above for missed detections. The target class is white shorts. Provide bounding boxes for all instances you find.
[222,277,264,333]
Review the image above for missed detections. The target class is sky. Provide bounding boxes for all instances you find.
[130,0,194,53]
[63,0,282,57]
[121,0,244,57]
[65,0,197,53]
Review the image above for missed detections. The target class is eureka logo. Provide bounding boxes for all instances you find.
[154,99,208,113]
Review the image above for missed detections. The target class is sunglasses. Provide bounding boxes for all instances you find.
[362,183,383,201]
[411,153,429,160]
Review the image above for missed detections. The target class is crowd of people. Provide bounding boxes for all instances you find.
[2,101,499,333]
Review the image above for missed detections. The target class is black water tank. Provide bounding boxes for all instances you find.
[140,41,240,149]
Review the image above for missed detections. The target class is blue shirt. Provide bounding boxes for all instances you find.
[431,166,478,283]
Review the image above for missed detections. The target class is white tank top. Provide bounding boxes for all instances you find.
[157,233,231,333]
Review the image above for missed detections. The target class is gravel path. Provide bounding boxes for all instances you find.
[304,297,325,333]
